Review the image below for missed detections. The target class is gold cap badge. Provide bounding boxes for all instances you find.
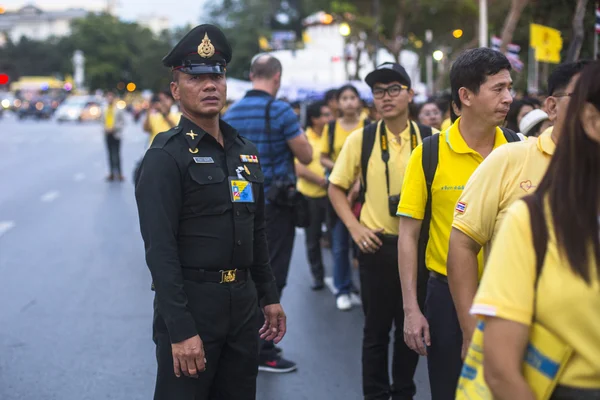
[198,33,215,59]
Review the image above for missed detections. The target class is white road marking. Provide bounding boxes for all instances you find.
[0,221,16,238]
[74,173,86,182]
[40,191,60,202]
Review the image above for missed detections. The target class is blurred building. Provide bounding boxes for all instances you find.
[0,5,87,44]
[138,15,171,36]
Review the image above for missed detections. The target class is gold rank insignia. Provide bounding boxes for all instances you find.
[240,155,259,163]
[243,165,250,175]
[186,130,198,140]
[198,33,215,59]
[189,148,199,154]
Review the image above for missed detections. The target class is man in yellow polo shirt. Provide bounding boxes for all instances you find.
[143,90,181,146]
[329,62,433,400]
[396,48,517,399]
[296,101,332,290]
[447,60,590,360]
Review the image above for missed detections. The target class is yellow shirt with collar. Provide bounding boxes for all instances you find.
[320,118,368,162]
[441,118,452,131]
[453,127,555,260]
[397,117,510,277]
[148,112,182,145]
[297,127,327,198]
[471,198,600,388]
[329,120,429,235]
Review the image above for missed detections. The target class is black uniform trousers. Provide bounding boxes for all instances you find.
[304,196,328,283]
[105,133,122,176]
[153,278,259,400]
[358,236,426,400]
[424,274,463,400]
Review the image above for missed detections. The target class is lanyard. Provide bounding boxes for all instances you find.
[379,120,419,195]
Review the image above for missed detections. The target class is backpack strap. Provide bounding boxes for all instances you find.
[327,120,336,158]
[500,127,521,143]
[523,194,549,285]
[415,123,433,146]
[418,133,440,274]
[359,121,379,200]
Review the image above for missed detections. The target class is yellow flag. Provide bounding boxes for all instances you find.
[530,23,563,64]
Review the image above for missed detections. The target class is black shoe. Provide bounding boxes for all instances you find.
[311,280,325,291]
[274,345,283,356]
[258,356,297,373]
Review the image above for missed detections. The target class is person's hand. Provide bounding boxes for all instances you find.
[319,177,328,188]
[403,309,430,356]
[171,335,206,378]
[349,223,383,254]
[260,304,287,344]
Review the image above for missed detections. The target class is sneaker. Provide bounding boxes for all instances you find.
[311,280,325,291]
[258,356,297,373]
[336,294,352,311]
[350,292,362,307]
[274,345,283,356]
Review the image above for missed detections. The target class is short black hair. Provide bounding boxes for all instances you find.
[324,89,338,103]
[336,84,360,101]
[450,48,512,110]
[547,60,590,96]
[250,55,282,79]
[306,101,327,128]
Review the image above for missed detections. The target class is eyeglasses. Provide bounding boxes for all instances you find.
[553,92,573,98]
[372,84,408,99]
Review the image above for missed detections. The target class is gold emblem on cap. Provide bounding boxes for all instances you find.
[198,33,215,59]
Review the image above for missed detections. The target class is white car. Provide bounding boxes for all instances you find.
[55,96,96,122]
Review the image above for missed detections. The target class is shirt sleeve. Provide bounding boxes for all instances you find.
[328,129,362,190]
[452,145,511,246]
[396,144,427,220]
[470,200,536,326]
[279,104,303,141]
[320,123,331,156]
[135,148,197,344]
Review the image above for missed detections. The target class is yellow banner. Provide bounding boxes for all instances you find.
[530,23,563,63]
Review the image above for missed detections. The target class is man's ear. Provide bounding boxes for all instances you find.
[408,88,415,103]
[458,87,472,108]
[170,81,180,101]
[544,96,558,123]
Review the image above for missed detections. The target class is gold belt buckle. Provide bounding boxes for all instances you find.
[220,269,237,283]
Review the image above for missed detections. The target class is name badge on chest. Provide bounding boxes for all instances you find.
[229,177,255,203]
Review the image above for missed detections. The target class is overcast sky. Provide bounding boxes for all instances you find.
[3,0,207,27]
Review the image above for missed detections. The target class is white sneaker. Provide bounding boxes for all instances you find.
[350,292,362,306]
[336,294,352,311]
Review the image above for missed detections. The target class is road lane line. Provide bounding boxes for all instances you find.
[0,221,16,238]
[74,173,86,182]
[40,191,60,202]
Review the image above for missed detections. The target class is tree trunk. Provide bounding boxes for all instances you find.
[499,0,529,53]
[566,0,589,62]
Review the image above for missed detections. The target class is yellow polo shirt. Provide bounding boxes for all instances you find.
[453,127,555,259]
[329,121,430,235]
[105,105,115,130]
[297,127,327,198]
[471,199,600,388]
[441,118,452,131]
[320,119,367,162]
[148,112,181,145]
[396,117,510,277]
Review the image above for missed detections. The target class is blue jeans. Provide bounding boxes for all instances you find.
[332,219,352,295]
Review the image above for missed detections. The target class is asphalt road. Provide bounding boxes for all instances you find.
[0,113,430,400]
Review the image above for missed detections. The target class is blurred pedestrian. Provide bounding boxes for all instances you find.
[518,109,549,137]
[224,54,312,373]
[102,91,125,181]
[324,88,339,120]
[417,100,444,130]
[471,60,600,400]
[143,90,181,146]
[328,62,433,400]
[397,48,520,399]
[296,101,331,290]
[505,97,539,133]
[135,25,286,399]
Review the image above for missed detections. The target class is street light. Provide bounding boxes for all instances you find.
[453,29,463,39]
[339,22,351,37]
[433,50,444,61]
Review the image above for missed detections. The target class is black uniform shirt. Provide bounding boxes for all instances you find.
[135,116,279,343]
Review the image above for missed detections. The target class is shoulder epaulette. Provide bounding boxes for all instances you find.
[149,125,183,149]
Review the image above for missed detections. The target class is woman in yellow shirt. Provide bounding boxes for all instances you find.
[471,61,600,399]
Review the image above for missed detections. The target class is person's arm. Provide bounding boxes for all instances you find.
[287,134,312,165]
[319,123,335,171]
[447,228,482,358]
[278,104,312,165]
[295,162,327,187]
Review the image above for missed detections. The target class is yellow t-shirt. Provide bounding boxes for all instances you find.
[440,118,452,131]
[453,127,555,258]
[396,117,510,277]
[329,121,431,235]
[148,112,182,145]
[105,105,115,130]
[471,199,600,388]
[320,119,366,162]
[296,127,327,198]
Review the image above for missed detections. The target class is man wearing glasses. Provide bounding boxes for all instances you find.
[328,63,433,400]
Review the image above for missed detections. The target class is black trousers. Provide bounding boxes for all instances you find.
[153,278,259,400]
[105,133,122,176]
[304,196,328,282]
[358,238,426,400]
[424,275,463,400]
[259,204,295,358]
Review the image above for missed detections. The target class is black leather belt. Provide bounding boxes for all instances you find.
[182,268,248,284]
[429,270,448,284]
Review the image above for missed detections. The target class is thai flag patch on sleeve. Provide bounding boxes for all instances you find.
[456,201,467,214]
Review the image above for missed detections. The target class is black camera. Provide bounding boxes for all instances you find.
[388,195,400,217]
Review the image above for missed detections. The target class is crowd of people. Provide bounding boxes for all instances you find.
[129,23,599,400]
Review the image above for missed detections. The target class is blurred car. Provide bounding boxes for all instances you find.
[79,101,104,122]
[54,96,90,122]
[17,97,54,120]
[1,92,16,114]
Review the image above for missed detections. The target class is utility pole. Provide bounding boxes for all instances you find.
[426,30,433,97]
[479,0,488,47]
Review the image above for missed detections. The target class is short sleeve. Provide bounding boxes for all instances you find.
[320,123,331,156]
[470,200,536,326]
[396,144,427,220]
[279,105,303,141]
[452,146,510,246]
[328,129,362,190]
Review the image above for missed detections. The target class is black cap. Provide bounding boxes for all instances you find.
[365,62,411,89]
[162,24,232,75]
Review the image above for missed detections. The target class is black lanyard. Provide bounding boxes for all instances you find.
[379,120,419,195]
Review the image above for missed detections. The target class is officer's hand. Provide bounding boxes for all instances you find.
[403,309,430,356]
[260,304,287,344]
[350,224,383,254]
[171,335,206,378]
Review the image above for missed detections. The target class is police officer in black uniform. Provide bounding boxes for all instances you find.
[135,24,287,400]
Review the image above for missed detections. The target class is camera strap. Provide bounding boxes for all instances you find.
[379,120,419,196]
